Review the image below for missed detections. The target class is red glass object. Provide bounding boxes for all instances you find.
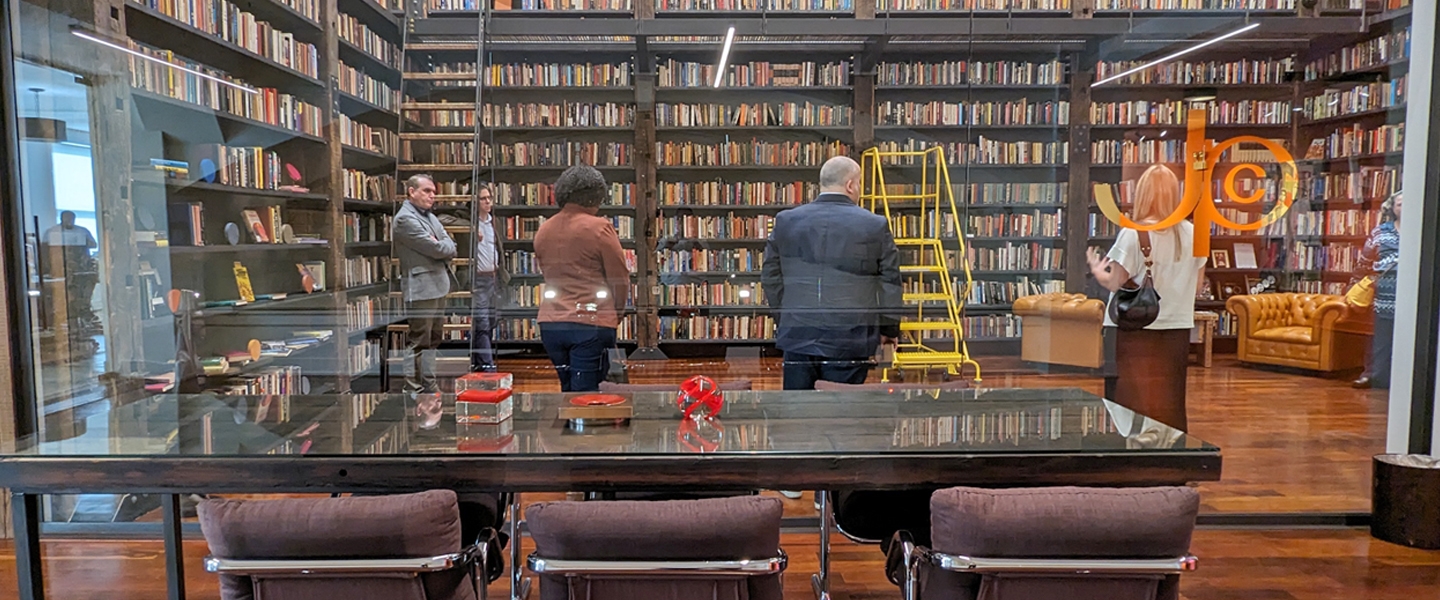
[456,388,513,424]
[676,416,725,453]
[676,376,724,421]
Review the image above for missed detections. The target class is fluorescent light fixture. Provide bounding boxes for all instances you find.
[70,28,259,95]
[1093,23,1261,87]
[713,26,736,88]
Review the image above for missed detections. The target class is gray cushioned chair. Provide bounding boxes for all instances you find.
[526,496,786,600]
[889,486,1200,600]
[198,490,492,600]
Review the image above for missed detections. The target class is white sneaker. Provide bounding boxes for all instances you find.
[778,490,803,499]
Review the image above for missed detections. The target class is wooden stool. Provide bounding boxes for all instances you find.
[1191,311,1219,368]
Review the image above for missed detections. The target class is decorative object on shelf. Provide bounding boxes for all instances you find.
[224,222,240,245]
[198,158,218,182]
[1219,282,1242,300]
[676,375,724,421]
[232,261,256,302]
[1210,249,1231,269]
[279,224,296,244]
[1245,277,1264,295]
[1197,278,1215,301]
[296,263,317,293]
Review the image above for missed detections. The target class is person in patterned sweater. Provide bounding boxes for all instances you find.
[1354,191,1402,390]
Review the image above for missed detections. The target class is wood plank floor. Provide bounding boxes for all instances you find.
[499,355,1387,514]
[3,528,1437,599]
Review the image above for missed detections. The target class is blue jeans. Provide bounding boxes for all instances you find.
[470,273,498,371]
[539,322,616,392]
[782,353,870,390]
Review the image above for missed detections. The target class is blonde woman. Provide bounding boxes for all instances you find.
[1086,165,1206,430]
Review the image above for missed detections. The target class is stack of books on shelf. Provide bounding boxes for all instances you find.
[877,59,1066,86]
[483,102,634,128]
[495,316,636,342]
[962,314,1021,340]
[655,102,851,127]
[1090,100,1292,125]
[1091,139,1182,165]
[1303,27,1411,81]
[659,282,762,307]
[407,141,633,166]
[656,140,850,166]
[657,59,850,87]
[411,104,475,128]
[1308,123,1405,159]
[504,249,638,277]
[965,244,1064,272]
[131,0,320,78]
[338,13,400,68]
[658,247,764,273]
[965,211,1063,238]
[346,295,394,331]
[343,256,392,287]
[661,315,773,341]
[1302,166,1401,202]
[500,215,635,240]
[496,182,634,206]
[485,62,632,87]
[128,41,322,136]
[1094,0,1298,11]
[968,278,1064,306]
[874,139,1068,165]
[883,0,1067,10]
[216,364,304,396]
[338,63,401,111]
[186,145,302,191]
[1303,77,1408,121]
[339,114,400,156]
[877,99,1070,127]
[343,170,397,202]
[348,339,383,376]
[962,183,1065,206]
[1094,58,1295,85]
[660,181,816,206]
[499,0,633,9]
[343,212,392,243]
[656,0,850,10]
[660,214,773,239]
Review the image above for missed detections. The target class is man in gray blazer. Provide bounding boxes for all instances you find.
[395,174,457,393]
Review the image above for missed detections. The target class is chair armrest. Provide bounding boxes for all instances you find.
[1226,295,1262,333]
[526,551,786,577]
[1310,298,1350,341]
[929,553,1197,575]
[204,529,496,576]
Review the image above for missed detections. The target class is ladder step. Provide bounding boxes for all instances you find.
[900,322,961,331]
[900,265,948,273]
[903,293,953,302]
[894,239,943,247]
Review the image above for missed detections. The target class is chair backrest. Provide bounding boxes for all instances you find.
[526,496,785,600]
[598,379,753,392]
[923,486,1199,600]
[198,490,477,600]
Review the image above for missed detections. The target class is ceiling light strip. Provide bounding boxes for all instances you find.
[70,28,259,95]
[1092,23,1261,87]
[713,26,736,88]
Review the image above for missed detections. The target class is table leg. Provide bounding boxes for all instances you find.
[811,491,831,600]
[12,493,44,600]
[509,494,530,600]
[162,494,186,600]
[1204,322,1214,368]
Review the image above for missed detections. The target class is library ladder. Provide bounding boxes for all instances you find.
[859,146,982,383]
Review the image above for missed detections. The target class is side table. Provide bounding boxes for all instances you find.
[1192,311,1219,368]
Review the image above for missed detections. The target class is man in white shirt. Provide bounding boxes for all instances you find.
[471,184,509,372]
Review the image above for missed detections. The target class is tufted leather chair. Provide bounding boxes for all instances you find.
[1226,293,1366,372]
[1013,293,1106,368]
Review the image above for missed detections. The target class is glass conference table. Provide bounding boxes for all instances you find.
[0,388,1220,600]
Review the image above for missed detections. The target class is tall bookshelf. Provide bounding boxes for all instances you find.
[114,0,402,396]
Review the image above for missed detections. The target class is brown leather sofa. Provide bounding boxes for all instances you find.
[1226,293,1367,372]
[1013,293,1106,369]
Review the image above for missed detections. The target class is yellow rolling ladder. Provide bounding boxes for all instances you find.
[860,146,982,383]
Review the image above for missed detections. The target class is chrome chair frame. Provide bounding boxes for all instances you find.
[204,529,498,600]
[889,531,1198,600]
[527,550,787,599]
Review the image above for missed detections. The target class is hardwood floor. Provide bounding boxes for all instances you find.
[503,354,1386,514]
[3,528,1437,599]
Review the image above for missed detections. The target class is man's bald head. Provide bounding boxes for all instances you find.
[819,156,861,200]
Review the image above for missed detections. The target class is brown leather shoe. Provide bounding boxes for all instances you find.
[1352,377,1373,389]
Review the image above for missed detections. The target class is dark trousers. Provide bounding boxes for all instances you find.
[405,298,445,393]
[539,322,616,392]
[782,353,870,390]
[470,273,498,371]
[1367,314,1395,388]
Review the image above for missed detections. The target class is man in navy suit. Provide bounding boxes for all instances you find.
[762,155,903,390]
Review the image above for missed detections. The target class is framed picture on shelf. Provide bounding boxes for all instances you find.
[1244,276,1263,295]
[1219,282,1243,300]
[1211,249,1231,269]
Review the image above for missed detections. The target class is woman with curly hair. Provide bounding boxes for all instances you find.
[1353,191,1402,390]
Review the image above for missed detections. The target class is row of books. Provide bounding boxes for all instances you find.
[966,244,1065,272]
[497,317,637,342]
[1301,166,1401,203]
[961,183,1067,205]
[968,277,1064,305]
[876,100,1070,127]
[338,12,400,68]
[494,182,635,206]
[1094,57,1296,86]
[1210,208,1288,237]
[1283,241,1363,273]
[658,181,817,206]
[343,256,392,287]
[881,0,1066,10]
[1293,280,1348,296]
[278,0,321,21]
[406,141,634,166]
[1314,123,1405,159]
[409,108,474,128]
[131,0,320,78]
[655,140,851,167]
[962,315,1021,340]
[1089,214,1120,238]
[659,315,773,341]
[965,211,1064,238]
[656,0,850,8]
[659,214,776,239]
[1091,139,1183,165]
[1303,27,1410,81]
[339,115,400,157]
[215,365,305,396]
[657,282,763,307]
[891,212,956,239]
[347,339,383,377]
[193,145,296,190]
[657,59,851,88]
[1095,0,1296,8]
[482,62,633,87]
[873,139,1069,165]
[338,62,402,112]
[483,102,635,128]
[655,102,851,127]
[1297,209,1382,237]
[500,215,635,240]
[1302,77,1407,122]
[343,212,392,243]
[128,41,323,137]
[1090,100,1292,126]
[658,248,763,272]
[875,59,1065,87]
[343,170,396,203]
[345,295,395,331]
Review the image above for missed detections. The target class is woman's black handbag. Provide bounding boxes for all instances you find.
[1108,230,1162,330]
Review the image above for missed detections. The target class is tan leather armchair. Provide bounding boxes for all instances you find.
[1226,293,1366,372]
[1013,293,1105,369]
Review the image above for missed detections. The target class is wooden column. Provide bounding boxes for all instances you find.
[630,43,665,358]
[853,73,875,154]
[1066,50,1094,293]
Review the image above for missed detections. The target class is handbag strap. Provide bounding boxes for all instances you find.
[1137,230,1155,275]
